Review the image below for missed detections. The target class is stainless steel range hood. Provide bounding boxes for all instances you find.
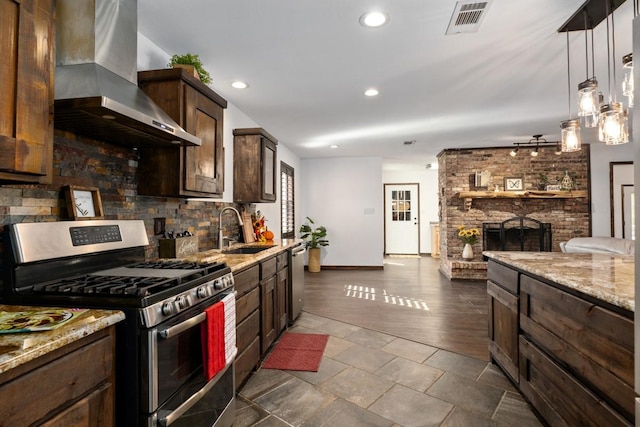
[54,0,201,147]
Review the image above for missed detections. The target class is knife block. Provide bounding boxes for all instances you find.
[159,236,199,258]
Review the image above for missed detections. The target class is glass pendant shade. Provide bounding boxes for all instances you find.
[560,119,581,152]
[622,53,634,108]
[577,78,599,127]
[598,102,629,144]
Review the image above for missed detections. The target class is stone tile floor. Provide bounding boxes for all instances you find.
[235,312,543,427]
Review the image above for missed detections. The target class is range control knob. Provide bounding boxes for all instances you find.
[222,276,231,287]
[213,279,223,290]
[197,286,208,299]
[161,301,174,316]
[177,295,189,310]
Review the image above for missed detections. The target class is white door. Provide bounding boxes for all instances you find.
[384,184,419,254]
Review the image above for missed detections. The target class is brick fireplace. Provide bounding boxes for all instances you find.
[437,144,591,280]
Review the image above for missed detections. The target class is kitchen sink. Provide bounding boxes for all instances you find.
[222,246,275,255]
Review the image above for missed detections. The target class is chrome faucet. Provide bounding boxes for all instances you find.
[218,207,244,249]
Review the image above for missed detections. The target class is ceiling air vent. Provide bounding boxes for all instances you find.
[446,1,492,35]
[403,140,416,146]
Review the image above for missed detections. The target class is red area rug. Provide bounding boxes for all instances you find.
[262,333,330,372]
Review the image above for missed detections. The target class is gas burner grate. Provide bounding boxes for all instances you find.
[126,260,227,274]
[33,275,180,297]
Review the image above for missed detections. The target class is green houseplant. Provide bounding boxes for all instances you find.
[168,53,212,84]
[299,217,328,272]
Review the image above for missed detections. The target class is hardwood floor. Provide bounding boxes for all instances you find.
[302,256,490,361]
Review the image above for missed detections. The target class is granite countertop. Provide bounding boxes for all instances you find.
[483,251,635,313]
[181,239,304,272]
[0,306,125,374]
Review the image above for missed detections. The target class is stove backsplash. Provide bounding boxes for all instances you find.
[0,131,249,259]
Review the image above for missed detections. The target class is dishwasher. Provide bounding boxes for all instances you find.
[289,244,306,322]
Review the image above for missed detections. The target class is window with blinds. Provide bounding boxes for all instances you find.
[280,162,295,238]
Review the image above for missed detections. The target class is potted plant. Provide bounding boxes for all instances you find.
[168,53,212,84]
[299,217,329,272]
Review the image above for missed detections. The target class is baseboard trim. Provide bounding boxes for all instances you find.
[305,265,384,271]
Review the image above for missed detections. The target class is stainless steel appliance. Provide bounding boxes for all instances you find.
[289,244,306,322]
[1,220,236,427]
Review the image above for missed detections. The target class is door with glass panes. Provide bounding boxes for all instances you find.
[384,184,419,254]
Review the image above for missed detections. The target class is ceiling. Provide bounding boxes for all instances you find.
[138,0,635,171]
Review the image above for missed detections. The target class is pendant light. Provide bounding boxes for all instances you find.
[577,12,599,127]
[598,0,629,145]
[561,31,582,152]
[622,54,633,107]
[621,0,636,108]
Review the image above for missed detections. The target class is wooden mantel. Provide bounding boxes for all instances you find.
[457,190,588,210]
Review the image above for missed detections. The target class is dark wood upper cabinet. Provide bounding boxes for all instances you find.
[137,68,227,198]
[0,0,54,184]
[233,128,278,203]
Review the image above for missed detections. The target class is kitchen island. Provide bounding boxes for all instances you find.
[0,305,124,426]
[484,251,634,427]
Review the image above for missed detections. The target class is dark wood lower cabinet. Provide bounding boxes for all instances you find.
[0,326,115,426]
[233,250,292,390]
[276,251,289,332]
[260,275,276,355]
[487,259,634,427]
[487,280,518,383]
[233,265,260,390]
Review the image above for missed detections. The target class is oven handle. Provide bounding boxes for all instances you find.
[158,291,236,339]
[158,312,206,339]
[157,361,232,427]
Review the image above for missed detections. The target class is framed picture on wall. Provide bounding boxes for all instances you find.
[504,177,524,191]
[64,186,104,220]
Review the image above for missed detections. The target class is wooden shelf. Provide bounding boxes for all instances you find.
[457,190,587,210]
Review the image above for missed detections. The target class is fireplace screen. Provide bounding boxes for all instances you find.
[482,217,551,253]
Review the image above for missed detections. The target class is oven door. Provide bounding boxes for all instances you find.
[141,291,235,427]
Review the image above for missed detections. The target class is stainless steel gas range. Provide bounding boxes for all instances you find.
[1,220,236,427]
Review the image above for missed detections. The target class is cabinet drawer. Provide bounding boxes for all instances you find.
[487,260,518,294]
[236,287,260,325]
[236,309,260,353]
[234,336,260,391]
[234,265,259,296]
[276,251,288,270]
[0,332,113,427]
[520,274,634,420]
[260,256,277,279]
[519,336,632,427]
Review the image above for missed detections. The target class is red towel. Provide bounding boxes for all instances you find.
[201,301,226,381]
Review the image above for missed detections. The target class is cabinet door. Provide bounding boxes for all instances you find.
[0,0,54,183]
[260,275,276,355]
[260,137,277,201]
[183,87,224,195]
[276,268,288,332]
[487,280,519,383]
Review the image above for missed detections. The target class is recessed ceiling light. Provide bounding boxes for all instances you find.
[359,11,389,28]
[364,89,379,97]
[330,145,339,149]
[231,81,248,89]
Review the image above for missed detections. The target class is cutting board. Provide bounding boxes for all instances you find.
[242,212,256,243]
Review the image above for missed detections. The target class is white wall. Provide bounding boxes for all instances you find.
[301,157,384,267]
[382,169,439,254]
[590,141,635,237]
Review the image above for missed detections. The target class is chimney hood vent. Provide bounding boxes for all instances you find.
[53,0,201,147]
